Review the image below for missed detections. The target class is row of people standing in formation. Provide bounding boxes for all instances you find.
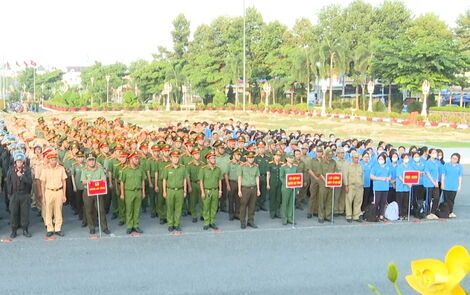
[0,116,464,239]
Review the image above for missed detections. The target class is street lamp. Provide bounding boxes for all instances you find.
[182,85,187,105]
[164,82,172,111]
[105,75,110,104]
[40,83,45,106]
[263,82,271,112]
[90,77,94,107]
[367,80,375,112]
[321,80,328,116]
[421,80,430,117]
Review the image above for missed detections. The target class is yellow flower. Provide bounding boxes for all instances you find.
[406,245,470,295]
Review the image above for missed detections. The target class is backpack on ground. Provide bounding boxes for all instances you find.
[364,203,378,222]
[384,201,399,221]
[437,202,450,219]
[414,200,426,219]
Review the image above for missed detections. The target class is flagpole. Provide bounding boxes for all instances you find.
[242,0,246,112]
[33,66,36,103]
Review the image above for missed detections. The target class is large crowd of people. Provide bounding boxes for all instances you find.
[0,115,464,239]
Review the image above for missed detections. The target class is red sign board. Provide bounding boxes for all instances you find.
[326,173,342,187]
[403,171,420,185]
[87,179,108,196]
[286,173,303,188]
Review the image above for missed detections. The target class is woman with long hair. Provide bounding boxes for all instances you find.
[370,153,391,221]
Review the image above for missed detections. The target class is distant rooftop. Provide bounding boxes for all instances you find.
[65,66,87,72]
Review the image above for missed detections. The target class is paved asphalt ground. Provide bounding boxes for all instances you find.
[0,166,468,295]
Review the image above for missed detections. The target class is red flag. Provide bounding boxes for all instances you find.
[23,61,28,68]
[16,61,21,67]
[30,60,37,67]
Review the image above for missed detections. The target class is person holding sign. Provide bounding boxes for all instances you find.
[318,149,338,223]
[396,153,413,220]
[279,152,298,225]
[198,152,223,230]
[80,153,110,235]
[162,150,187,232]
[120,152,146,234]
[266,150,283,219]
[238,151,260,229]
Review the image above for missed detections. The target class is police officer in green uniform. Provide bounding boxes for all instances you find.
[214,140,230,213]
[297,144,311,209]
[80,153,111,235]
[237,151,260,229]
[318,149,338,223]
[199,152,223,230]
[227,148,242,220]
[186,148,202,223]
[254,141,270,211]
[155,144,171,225]
[119,152,146,234]
[307,146,323,218]
[334,147,347,216]
[113,150,129,226]
[266,150,283,219]
[71,150,86,226]
[147,144,160,218]
[162,150,187,232]
[280,152,298,225]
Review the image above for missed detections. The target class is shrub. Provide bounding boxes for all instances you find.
[430,106,470,113]
[213,91,227,107]
[269,103,283,111]
[123,91,138,106]
[448,116,462,124]
[373,101,387,112]
[407,101,422,113]
[428,114,441,123]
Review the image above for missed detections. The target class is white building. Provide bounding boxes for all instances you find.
[62,66,86,87]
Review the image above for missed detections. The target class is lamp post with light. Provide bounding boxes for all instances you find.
[263,82,271,112]
[421,80,430,117]
[164,82,172,111]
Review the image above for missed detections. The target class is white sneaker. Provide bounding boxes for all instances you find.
[426,214,435,220]
[449,213,457,218]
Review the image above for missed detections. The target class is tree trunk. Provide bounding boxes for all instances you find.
[361,84,366,111]
[460,88,464,107]
[355,85,359,110]
[329,51,335,108]
[388,83,392,112]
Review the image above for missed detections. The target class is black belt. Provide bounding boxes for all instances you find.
[125,188,141,191]
[205,188,218,190]
[46,187,63,191]
[242,186,256,189]
[168,187,183,190]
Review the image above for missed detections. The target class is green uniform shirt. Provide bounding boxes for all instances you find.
[147,158,159,180]
[80,165,107,185]
[58,150,66,163]
[344,162,364,186]
[280,164,298,187]
[309,158,322,177]
[198,165,222,189]
[186,160,202,182]
[320,159,338,177]
[255,154,271,176]
[162,164,187,188]
[227,160,241,181]
[72,162,85,191]
[215,153,231,175]
[267,160,283,184]
[157,158,171,180]
[120,166,146,190]
[238,163,260,187]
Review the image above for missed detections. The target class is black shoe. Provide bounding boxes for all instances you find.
[168,226,174,232]
[174,226,181,232]
[73,211,79,216]
[307,213,313,219]
[296,205,304,211]
[10,230,17,239]
[210,224,218,230]
[282,221,287,226]
[134,228,143,234]
[159,219,166,225]
[200,216,204,221]
[81,221,87,228]
[325,219,331,222]
[46,231,53,237]
[126,228,132,234]
[229,216,234,221]
[270,215,276,219]
[23,230,32,238]
[241,223,246,229]
[150,213,156,219]
[234,216,240,220]
[260,207,267,212]
[287,221,296,225]
[182,212,187,217]
[111,213,118,220]
[255,207,260,212]
[203,225,209,230]
[346,219,352,223]
[247,223,258,229]
[55,231,64,237]
[334,213,340,217]
[103,229,111,235]
[192,218,198,223]
[354,219,363,223]
[118,221,125,226]
[90,229,96,235]
[313,213,318,217]
[318,218,324,224]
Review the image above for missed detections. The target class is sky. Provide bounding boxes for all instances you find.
[1,0,468,69]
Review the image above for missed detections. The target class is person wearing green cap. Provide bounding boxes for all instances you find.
[255,141,270,212]
[214,141,230,213]
[237,151,260,229]
[199,152,223,230]
[162,150,188,232]
[186,148,203,222]
[227,148,242,220]
[80,153,110,235]
[318,149,338,223]
[297,145,311,210]
[71,151,86,227]
[307,146,324,218]
[155,145,171,224]
[279,152,298,225]
[266,151,283,219]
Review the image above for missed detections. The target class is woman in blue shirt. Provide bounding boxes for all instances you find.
[370,153,391,221]
[436,149,445,196]
[396,153,413,220]
[360,152,373,212]
[441,153,464,218]
[424,149,440,219]
[388,151,399,203]
[410,151,425,214]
